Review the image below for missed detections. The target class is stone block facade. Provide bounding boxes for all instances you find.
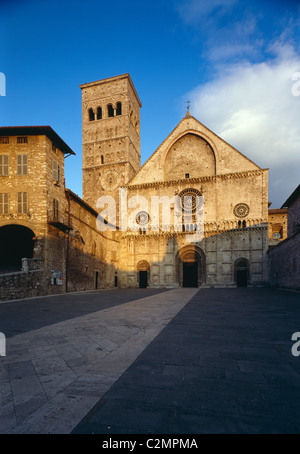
[268,185,300,290]
[268,208,288,246]
[283,185,300,237]
[80,74,142,214]
[268,233,300,290]
[116,108,269,289]
[0,127,115,300]
[65,189,117,292]
[0,269,46,301]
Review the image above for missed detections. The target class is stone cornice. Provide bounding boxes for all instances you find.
[83,134,128,146]
[126,169,266,190]
[121,225,268,240]
[268,230,300,252]
[80,73,142,108]
[83,161,128,171]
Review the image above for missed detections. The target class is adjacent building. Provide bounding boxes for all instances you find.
[0,126,115,300]
[268,184,300,290]
[268,206,288,246]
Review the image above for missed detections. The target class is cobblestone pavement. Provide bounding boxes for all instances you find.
[0,288,197,434]
[1,287,300,434]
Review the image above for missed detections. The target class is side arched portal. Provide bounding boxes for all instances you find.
[137,260,150,288]
[176,246,206,288]
[0,224,35,272]
[234,258,250,287]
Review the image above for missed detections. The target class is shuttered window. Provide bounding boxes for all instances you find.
[17,137,28,144]
[52,160,60,182]
[0,155,9,176]
[0,193,9,214]
[17,192,28,214]
[17,154,28,175]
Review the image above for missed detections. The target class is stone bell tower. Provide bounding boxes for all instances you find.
[80,74,142,218]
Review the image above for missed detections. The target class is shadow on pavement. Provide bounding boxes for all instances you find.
[0,288,170,338]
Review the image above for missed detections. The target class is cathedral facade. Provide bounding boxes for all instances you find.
[81,74,269,289]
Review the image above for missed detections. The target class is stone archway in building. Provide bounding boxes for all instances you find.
[0,224,35,272]
[234,258,250,287]
[137,260,150,288]
[176,246,206,288]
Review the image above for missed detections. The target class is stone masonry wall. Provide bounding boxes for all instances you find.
[0,270,46,301]
[288,196,300,237]
[268,232,300,290]
[268,208,288,246]
[81,74,141,212]
[66,191,117,292]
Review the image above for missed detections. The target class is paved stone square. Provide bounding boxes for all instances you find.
[1,287,300,434]
[72,288,300,434]
[0,288,196,434]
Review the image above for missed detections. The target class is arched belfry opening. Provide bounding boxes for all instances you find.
[234,258,250,287]
[107,104,114,118]
[176,246,206,288]
[88,108,95,121]
[0,224,35,272]
[97,107,102,120]
[116,102,122,116]
[137,260,150,288]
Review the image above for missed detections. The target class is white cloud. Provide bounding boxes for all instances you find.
[207,43,260,62]
[188,43,300,206]
[177,0,238,24]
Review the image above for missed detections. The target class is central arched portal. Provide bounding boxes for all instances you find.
[183,261,198,287]
[177,246,206,288]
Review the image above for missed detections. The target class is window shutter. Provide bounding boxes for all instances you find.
[53,161,58,181]
[17,155,28,175]
[23,155,28,174]
[4,193,9,214]
[17,155,22,175]
[0,155,9,176]
[23,192,28,213]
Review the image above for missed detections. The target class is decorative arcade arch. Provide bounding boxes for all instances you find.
[162,131,218,180]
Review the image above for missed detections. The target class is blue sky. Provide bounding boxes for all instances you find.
[1,0,300,207]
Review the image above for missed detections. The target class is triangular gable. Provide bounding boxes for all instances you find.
[127,113,262,186]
